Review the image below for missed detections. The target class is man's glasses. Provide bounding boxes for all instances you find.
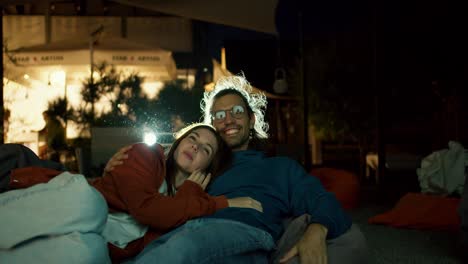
[211,105,246,122]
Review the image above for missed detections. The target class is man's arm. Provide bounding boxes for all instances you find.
[103,145,133,177]
[281,160,352,263]
[288,161,351,239]
[280,223,328,264]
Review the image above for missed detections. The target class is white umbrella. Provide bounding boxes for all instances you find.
[3,37,178,144]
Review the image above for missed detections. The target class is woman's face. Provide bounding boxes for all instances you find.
[173,128,219,174]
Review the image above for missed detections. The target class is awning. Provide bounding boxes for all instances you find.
[5,37,177,84]
[110,0,278,35]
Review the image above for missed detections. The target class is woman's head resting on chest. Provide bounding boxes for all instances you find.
[165,123,231,194]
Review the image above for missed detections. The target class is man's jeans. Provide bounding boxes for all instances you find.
[132,218,275,264]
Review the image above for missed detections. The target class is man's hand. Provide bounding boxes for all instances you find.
[103,145,133,176]
[279,223,328,264]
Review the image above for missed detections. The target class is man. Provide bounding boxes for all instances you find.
[202,75,368,263]
[110,75,369,263]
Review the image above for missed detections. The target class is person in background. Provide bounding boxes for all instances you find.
[3,108,10,143]
[39,110,66,162]
[170,114,186,133]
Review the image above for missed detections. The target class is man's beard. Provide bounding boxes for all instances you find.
[225,134,250,150]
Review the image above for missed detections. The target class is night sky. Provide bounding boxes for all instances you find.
[196,0,468,149]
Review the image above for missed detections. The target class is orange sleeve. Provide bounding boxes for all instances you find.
[111,143,228,231]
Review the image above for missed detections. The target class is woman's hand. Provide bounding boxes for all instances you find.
[103,145,133,176]
[227,197,263,212]
[187,170,211,190]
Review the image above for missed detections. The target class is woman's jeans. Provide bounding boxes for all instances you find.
[132,218,276,264]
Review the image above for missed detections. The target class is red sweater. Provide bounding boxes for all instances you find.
[9,143,228,262]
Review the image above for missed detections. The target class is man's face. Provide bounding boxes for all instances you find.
[210,93,255,151]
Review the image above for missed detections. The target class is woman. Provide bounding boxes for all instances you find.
[1,123,261,263]
[92,123,262,262]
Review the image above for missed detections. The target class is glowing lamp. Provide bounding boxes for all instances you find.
[143,132,157,146]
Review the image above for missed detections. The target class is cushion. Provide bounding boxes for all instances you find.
[271,215,370,264]
[310,168,360,210]
[0,232,110,263]
[0,172,108,249]
[368,192,461,231]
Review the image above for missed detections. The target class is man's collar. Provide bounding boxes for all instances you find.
[232,149,264,163]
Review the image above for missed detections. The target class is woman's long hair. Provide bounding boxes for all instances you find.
[165,123,231,196]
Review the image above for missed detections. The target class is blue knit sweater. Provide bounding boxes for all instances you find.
[206,150,352,240]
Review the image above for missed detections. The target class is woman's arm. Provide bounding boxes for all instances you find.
[105,143,228,231]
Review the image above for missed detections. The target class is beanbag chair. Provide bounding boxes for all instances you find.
[310,168,360,210]
[368,192,461,231]
[0,172,110,263]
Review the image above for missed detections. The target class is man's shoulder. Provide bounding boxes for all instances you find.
[236,151,302,169]
[263,155,301,167]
